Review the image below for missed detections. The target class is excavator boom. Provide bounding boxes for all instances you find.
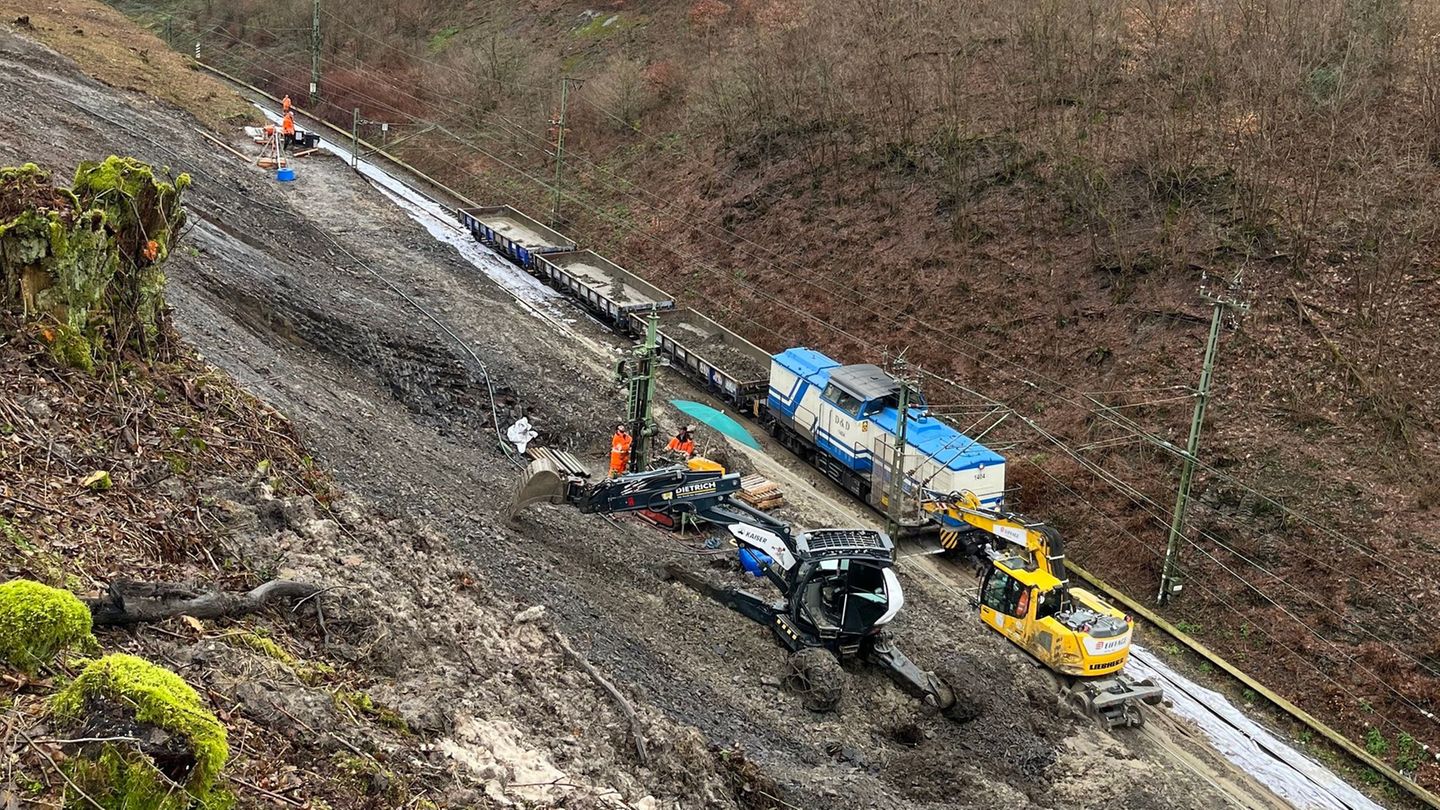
[510,453,954,710]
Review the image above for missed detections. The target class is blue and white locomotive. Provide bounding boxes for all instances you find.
[458,204,1008,532]
[765,348,1006,524]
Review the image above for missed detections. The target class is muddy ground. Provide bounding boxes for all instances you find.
[0,26,1291,808]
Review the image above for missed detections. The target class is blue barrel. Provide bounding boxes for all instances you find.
[276,167,296,182]
[738,548,772,577]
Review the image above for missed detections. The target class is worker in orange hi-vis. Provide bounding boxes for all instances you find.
[666,425,697,458]
[282,94,292,115]
[281,111,297,149]
[609,424,633,477]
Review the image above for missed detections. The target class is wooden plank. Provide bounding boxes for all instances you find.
[193,127,250,162]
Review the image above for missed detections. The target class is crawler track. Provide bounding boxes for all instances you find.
[180,62,1402,809]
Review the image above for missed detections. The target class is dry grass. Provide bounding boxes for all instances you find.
[0,1,253,130]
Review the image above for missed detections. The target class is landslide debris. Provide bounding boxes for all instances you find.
[0,296,775,807]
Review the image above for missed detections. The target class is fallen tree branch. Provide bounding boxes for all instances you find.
[84,579,323,626]
[228,774,305,807]
[551,633,649,767]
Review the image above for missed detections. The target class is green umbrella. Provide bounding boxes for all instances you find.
[669,400,762,450]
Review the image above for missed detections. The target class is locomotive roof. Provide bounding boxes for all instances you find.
[828,364,901,401]
[773,347,841,381]
[871,407,1006,471]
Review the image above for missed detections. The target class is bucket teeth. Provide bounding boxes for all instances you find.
[508,449,591,518]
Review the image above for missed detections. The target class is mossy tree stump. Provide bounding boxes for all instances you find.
[0,157,189,370]
[0,579,97,673]
[51,654,231,809]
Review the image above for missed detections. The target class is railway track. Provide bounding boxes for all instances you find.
[193,71,1425,808]
[894,547,1380,809]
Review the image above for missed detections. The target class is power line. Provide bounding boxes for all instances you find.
[196,36,1440,726]
[1015,417,1440,723]
[1017,456,1423,741]
[222,32,1439,632]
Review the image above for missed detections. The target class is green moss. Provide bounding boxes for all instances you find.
[0,516,32,551]
[1,157,189,370]
[573,12,638,38]
[333,688,410,733]
[221,631,334,685]
[427,25,461,53]
[52,654,230,808]
[50,322,94,371]
[0,579,96,673]
[224,631,296,666]
[332,753,404,804]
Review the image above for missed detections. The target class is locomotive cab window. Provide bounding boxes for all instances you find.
[821,384,864,418]
[864,393,897,416]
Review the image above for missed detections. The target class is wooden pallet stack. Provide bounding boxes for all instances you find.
[737,474,785,511]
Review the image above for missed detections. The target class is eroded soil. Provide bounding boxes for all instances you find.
[0,25,1297,809]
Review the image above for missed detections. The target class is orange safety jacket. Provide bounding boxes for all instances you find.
[609,431,633,474]
[666,434,695,456]
[282,112,296,136]
[282,95,292,114]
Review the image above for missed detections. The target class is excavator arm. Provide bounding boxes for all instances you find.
[511,450,956,710]
[927,491,1073,609]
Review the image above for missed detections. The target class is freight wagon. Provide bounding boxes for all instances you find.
[455,205,1007,525]
[458,206,576,270]
[535,249,675,331]
[644,308,770,408]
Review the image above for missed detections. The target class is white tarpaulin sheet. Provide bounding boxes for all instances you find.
[256,106,560,306]
[1128,645,1383,810]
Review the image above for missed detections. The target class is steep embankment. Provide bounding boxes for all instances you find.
[147,0,1440,787]
[0,12,1314,809]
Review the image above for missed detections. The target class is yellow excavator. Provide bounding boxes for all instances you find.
[927,493,1163,728]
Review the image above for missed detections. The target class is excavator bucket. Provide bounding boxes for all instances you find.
[508,448,591,519]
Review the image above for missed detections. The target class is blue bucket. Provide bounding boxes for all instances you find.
[276,167,296,182]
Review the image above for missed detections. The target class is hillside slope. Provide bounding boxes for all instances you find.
[0,16,1302,808]
[116,0,1440,787]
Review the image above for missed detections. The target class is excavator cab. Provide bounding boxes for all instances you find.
[979,557,1131,677]
[792,556,900,639]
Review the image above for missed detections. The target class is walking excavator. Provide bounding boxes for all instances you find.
[510,451,956,712]
[928,492,1163,728]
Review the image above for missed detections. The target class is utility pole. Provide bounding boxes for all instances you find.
[1157,275,1247,605]
[550,77,573,224]
[310,0,321,105]
[887,355,915,537]
[620,309,660,473]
